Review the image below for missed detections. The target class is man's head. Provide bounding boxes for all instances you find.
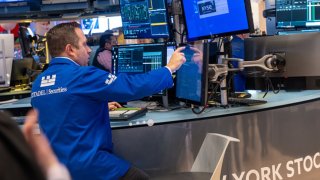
[99,33,117,51]
[46,22,92,66]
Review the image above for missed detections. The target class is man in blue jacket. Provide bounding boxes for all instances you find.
[31,22,186,180]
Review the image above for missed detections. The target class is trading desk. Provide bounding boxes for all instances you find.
[1,91,320,179]
[0,89,31,101]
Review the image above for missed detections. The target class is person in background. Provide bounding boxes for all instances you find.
[91,31,122,110]
[92,32,117,72]
[31,22,186,180]
[0,110,70,180]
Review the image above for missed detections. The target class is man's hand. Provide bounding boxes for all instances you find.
[108,102,122,111]
[166,47,187,72]
[97,50,112,71]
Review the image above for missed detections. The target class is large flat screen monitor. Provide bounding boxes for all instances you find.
[181,0,254,41]
[10,58,35,86]
[175,41,209,105]
[119,0,170,39]
[276,0,320,29]
[112,43,167,75]
[244,32,320,90]
[112,43,168,95]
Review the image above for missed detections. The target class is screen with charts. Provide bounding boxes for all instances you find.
[119,0,169,39]
[112,43,167,75]
[276,0,320,29]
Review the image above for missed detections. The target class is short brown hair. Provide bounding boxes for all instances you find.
[46,22,81,57]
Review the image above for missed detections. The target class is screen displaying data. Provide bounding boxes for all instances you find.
[119,0,169,39]
[112,43,166,75]
[276,0,320,28]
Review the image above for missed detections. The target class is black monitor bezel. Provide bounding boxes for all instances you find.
[119,0,170,39]
[175,42,209,106]
[181,0,254,42]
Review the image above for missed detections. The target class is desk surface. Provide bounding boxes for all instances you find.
[1,90,320,128]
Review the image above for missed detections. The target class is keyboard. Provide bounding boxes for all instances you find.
[227,97,267,106]
[109,107,148,121]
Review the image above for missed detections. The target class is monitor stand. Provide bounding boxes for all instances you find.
[161,93,182,110]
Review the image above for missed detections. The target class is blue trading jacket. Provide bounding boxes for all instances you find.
[31,57,173,180]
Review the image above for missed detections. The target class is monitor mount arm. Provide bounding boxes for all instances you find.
[208,54,286,106]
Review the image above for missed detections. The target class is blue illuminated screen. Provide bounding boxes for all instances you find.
[0,0,26,2]
[176,42,206,104]
[182,0,252,41]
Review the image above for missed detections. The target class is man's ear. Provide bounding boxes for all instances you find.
[65,44,76,57]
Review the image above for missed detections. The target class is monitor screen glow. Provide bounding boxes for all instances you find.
[119,0,170,39]
[175,41,209,105]
[181,0,253,41]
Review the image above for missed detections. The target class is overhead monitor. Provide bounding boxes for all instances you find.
[0,0,28,5]
[181,0,254,41]
[175,41,209,105]
[81,16,122,35]
[0,0,26,2]
[119,0,170,39]
[276,0,320,29]
[41,0,88,11]
[41,0,87,4]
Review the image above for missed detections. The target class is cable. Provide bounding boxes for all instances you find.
[191,104,207,114]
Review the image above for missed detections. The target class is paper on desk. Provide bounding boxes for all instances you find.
[0,99,18,104]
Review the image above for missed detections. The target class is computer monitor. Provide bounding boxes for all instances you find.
[19,26,34,57]
[175,41,209,105]
[0,0,28,5]
[81,16,122,35]
[181,0,254,41]
[244,32,320,90]
[276,0,320,29]
[0,34,14,88]
[10,58,35,86]
[112,43,167,74]
[119,0,170,39]
[112,43,168,95]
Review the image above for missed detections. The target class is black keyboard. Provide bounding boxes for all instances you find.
[228,97,267,106]
[109,107,148,121]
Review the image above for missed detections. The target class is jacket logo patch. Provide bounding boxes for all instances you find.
[105,74,117,85]
[40,75,56,87]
